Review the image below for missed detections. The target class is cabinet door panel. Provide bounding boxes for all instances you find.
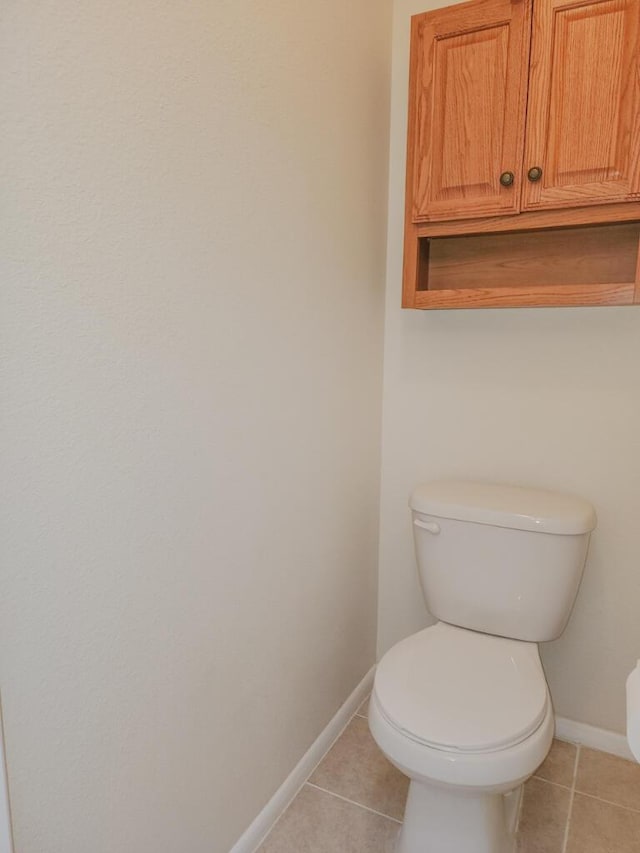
[523,0,640,210]
[409,0,531,222]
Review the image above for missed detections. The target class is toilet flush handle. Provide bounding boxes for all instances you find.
[413,519,441,534]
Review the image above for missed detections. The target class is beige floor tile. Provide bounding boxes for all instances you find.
[258,784,400,853]
[355,696,369,718]
[565,793,640,853]
[309,716,409,820]
[516,777,571,853]
[534,739,577,788]
[576,747,640,811]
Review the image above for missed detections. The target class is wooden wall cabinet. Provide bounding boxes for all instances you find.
[410,0,532,223]
[403,0,640,309]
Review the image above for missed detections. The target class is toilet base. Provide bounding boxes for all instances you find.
[397,778,523,853]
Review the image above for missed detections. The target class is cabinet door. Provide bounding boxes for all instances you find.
[408,0,532,222]
[522,0,640,211]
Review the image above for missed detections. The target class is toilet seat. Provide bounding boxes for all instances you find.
[374,622,549,754]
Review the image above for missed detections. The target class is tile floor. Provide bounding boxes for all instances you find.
[258,697,640,852]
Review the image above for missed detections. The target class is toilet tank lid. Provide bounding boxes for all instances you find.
[410,481,597,535]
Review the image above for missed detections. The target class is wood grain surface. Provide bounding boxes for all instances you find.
[408,0,532,222]
[425,223,640,291]
[522,0,640,211]
[413,282,635,309]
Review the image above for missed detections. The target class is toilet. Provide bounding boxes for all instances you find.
[369,481,596,853]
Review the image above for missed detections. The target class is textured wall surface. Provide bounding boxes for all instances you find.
[0,2,391,850]
[378,0,640,735]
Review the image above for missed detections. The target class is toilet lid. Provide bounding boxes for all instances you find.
[374,623,549,753]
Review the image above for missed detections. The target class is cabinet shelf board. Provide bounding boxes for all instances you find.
[413,282,635,310]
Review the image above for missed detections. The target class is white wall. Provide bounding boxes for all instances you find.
[378,0,640,734]
[0,2,391,851]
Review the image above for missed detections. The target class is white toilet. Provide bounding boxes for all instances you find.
[369,481,596,853]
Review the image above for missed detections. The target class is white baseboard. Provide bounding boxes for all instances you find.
[0,699,14,853]
[555,715,634,762]
[228,666,375,853]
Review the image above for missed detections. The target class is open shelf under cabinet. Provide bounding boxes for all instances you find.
[406,221,640,310]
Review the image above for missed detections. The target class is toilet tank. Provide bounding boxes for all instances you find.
[410,481,597,642]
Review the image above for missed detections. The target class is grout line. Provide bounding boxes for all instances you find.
[252,687,372,849]
[353,695,370,721]
[532,775,572,791]
[573,789,640,816]
[561,743,581,853]
[303,705,361,789]
[514,781,525,836]
[305,782,403,825]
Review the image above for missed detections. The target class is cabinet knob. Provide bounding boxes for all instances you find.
[499,171,515,187]
[527,166,543,182]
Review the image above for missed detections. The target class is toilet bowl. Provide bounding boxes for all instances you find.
[369,623,554,853]
[371,481,596,853]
